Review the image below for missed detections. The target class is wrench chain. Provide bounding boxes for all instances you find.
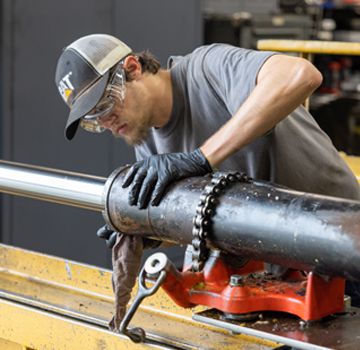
[191,171,251,272]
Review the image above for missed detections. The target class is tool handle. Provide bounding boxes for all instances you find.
[119,257,167,343]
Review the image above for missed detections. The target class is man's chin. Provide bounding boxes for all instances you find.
[114,130,149,146]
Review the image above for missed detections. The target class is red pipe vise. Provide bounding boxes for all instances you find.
[144,249,345,321]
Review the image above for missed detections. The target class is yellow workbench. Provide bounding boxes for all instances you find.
[0,244,278,350]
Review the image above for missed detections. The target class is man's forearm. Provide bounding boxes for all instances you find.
[200,55,322,167]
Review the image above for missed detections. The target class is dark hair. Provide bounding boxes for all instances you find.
[136,50,161,74]
[122,50,161,82]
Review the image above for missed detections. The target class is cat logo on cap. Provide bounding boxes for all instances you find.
[58,72,75,104]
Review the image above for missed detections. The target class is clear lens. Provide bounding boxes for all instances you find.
[86,98,115,120]
[80,62,127,134]
[106,65,126,104]
[79,118,105,133]
[79,98,114,133]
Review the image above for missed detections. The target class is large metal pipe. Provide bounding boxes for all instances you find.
[104,166,360,281]
[2,160,360,281]
[0,160,105,211]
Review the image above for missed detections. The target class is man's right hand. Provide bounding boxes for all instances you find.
[97,225,118,249]
[122,148,212,209]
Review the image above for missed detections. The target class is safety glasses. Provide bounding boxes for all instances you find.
[79,62,126,133]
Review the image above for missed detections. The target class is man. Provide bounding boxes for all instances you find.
[55,34,359,206]
[55,34,360,317]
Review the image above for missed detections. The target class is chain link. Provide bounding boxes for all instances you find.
[191,171,251,272]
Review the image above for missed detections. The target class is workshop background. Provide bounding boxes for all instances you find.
[1,0,360,269]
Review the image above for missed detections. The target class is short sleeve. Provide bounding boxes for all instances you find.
[201,44,276,115]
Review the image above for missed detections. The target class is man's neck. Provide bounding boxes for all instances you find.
[148,69,173,128]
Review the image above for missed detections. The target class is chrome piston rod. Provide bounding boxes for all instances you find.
[0,160,105,211]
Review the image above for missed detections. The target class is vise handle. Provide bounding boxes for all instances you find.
[120,253,168,343]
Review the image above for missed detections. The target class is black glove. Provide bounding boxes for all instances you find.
[97,224,162,250]
[122,148,212,209]
[97,225,118,249]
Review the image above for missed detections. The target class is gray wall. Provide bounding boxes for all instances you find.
[0,0,202,267]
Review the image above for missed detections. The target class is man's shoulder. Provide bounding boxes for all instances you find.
[168,43,246,68]
[189,43,252,64]
[191,43,236,55]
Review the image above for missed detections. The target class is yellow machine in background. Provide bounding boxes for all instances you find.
[342,153,360,182]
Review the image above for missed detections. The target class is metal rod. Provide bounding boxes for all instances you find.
[0,160,105,211]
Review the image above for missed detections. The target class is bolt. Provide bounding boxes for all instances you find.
[230,274,244,287]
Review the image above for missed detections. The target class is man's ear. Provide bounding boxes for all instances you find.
[123,55,142,80]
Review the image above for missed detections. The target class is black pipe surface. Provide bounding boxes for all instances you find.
[104,166,360,281]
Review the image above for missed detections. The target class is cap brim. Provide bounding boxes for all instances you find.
[65,71,110,140]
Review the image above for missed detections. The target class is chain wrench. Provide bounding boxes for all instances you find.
[191,171,251,271]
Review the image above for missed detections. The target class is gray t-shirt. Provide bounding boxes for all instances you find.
[135,44,360,200]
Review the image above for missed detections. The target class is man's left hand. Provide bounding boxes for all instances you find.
[97,224,118,249]
[122,148,212,208]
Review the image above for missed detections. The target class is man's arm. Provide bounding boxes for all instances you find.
[200,55,323,167]
[122,54,323,208]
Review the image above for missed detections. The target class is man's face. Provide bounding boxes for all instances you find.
[98,80,153,146]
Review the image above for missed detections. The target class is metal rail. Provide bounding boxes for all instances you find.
[0,160,105,211]
[257,40,360,56]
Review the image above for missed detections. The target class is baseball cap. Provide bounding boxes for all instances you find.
[55,34,132,140]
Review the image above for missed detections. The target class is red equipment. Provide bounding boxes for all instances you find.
[151,250,345,321]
